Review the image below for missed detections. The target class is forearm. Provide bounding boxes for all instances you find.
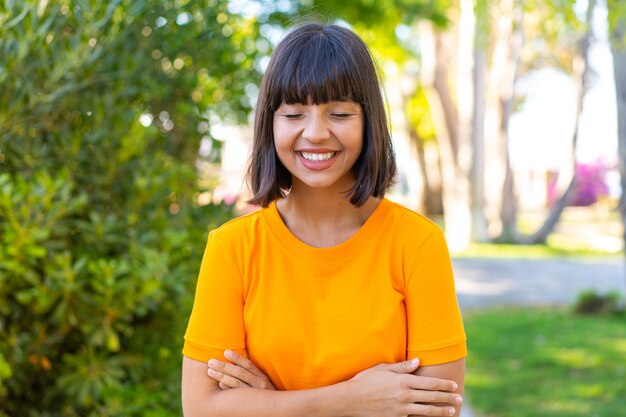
[413,358,466,416]
[183,356,463,417]
[183,380,352,417]
[183,356,354,417]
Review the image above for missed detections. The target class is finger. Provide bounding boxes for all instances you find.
[407,375,458,392]
[224,350,266,378]
[409,390,463,406]
[209,358,262,387]
[387,358,421,374]
[218,382,231,390]
[407,403,457,416]
[208,367,251,388]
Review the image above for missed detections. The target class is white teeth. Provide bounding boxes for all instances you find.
[300,151,337,161]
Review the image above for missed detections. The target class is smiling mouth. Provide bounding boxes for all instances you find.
[298,151,338,161]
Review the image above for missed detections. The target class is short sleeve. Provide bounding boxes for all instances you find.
[183,231,246,362]
[405,228,467,365]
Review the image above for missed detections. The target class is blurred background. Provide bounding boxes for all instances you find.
[0,0,624,416]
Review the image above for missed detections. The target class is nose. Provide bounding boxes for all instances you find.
[302,111,330,142]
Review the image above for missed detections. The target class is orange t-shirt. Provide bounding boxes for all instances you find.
[183,198,466,390]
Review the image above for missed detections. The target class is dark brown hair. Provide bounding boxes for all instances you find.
[246,22,396,207]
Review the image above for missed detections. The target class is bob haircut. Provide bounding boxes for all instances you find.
[246,22,396,207]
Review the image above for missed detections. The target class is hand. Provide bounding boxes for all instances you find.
[207,350,276,391]
[346,358,462,417]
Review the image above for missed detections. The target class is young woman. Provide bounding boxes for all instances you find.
[182,22,467,417]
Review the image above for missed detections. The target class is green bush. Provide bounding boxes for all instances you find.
[0,1,261,415]
[574,290,623,315]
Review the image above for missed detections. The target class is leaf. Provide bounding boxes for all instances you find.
[1,5,30,31]
[106,329,120,352]
[15,288,38,305]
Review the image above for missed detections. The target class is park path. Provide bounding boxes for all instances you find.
[451,257,625,417]
[453,257,625,310]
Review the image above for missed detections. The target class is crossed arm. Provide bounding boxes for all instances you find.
[182,352,465,417]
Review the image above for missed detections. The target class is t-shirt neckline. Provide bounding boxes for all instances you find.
[261,197,392,266]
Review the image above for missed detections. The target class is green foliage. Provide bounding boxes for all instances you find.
[574,290,623,315]
[266,0,451,30]
[520,0,584,73]
[264,0,451,65]
[405,87,437,141]
[465,308,626,416]
[0,352,11,399]
[607,0,626,49]
[0,0,254,415]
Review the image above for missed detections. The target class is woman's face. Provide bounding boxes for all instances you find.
[273,100,364,192]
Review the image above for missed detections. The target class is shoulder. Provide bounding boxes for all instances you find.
[201,206,273,263]
[383,199,444,242]
[209,206,268,242]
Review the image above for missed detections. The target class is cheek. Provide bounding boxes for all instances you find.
[348,130,365,167]
[272,126,293,169]
[345,126,364,153]
[272,121,291,148]
[272,133,290,159]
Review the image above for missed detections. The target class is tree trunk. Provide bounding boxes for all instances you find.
[526,177,577,244]
[498,0,524,242]
[410,130,443,215]
[419,21,472,252]
[499,147,518,242]
[607,2,626,265]
[482,0,517,239]
[616,48,626,264]
[470,49,488,242]
[433,34,460,165]
[466,0,489,242]
[524,0,596,244]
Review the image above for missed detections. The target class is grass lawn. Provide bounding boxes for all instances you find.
[464,308,626,417]
[455,242,623,259]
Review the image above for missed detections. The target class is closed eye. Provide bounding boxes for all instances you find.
[331,113,358,119]
[283,114,302,119]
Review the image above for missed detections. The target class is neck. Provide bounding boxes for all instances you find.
[276,186,381,248]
